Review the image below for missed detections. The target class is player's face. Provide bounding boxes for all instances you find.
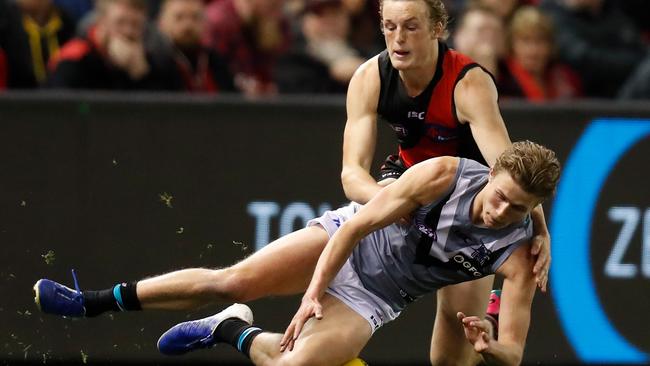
[481,171,540,229]
[381,0,439,71]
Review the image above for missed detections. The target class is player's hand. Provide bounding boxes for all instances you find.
[457,312,493,353]
[530,231,551,292]
[280,293,323,352]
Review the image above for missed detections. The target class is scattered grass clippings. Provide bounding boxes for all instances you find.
[233,241,248,251]
[23,344,31,359]
[41,251,56,266]
[159,192,173,208]
[80,349,88,364]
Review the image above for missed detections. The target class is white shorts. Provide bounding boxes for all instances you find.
[307,203,399,334]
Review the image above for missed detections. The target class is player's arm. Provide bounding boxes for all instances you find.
[455,68,551,290]
[281,157,459,351]
[341,56,383,204]
[459,243,536,365]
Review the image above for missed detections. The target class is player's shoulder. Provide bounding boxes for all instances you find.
[350,55,380,84]
[455,66,494,92]
[347,56,381,108]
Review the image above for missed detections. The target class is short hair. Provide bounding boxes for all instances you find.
[379,0,449,33]
[96,0,148,16]
[493,140,561,201]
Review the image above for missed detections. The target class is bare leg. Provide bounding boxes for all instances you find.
[136,226,329,310]
[429,276,494,366]
[248,294,371,366]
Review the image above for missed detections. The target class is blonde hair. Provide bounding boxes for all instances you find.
[508,6,554,45]
[379,0,449,33]
[493,140,561,201]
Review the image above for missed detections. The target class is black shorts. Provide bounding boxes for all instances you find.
[378,154,407,181]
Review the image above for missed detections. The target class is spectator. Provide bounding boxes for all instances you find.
[203,0,291,96]
[499,6,582,101]
[275,0,365,94]
[154,0,236,93]
[0,0,75,88]
[452,4,505,77]
[343,0,384,56]
[541,0,648,98]
[48,0,177,90]
[468,0,521,21]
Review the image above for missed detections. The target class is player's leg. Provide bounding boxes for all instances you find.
[157,294,372,366]
[250,294,371,366]
[137,225,329,307]
[429,276,494,366]
[34,226,329,317]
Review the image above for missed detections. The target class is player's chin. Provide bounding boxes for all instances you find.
[388,56,412,70]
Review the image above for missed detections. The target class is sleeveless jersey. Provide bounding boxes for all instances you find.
[377,42,486,167]
[351,158,533,313]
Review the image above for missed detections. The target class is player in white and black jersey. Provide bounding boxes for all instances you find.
[156,141,561,366]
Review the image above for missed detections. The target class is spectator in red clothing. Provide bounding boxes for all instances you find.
[499,6,582,101]
[154,0,236,93]
[203,0,291,96]
[48,0,177,90]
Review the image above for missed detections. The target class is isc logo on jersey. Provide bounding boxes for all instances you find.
[453,254,483,277]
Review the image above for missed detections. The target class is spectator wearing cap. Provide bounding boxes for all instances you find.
[47,0,177,90]
[275,0,365,93]
[498,6,582,101]
[0,0,75,88]
[203,0,291,96]
[153,0,236,93]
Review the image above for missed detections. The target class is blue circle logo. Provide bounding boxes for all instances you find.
[551,118,650,363]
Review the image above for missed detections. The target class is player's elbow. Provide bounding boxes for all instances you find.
[340,167,364,202]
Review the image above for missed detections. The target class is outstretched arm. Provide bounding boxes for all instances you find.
[455,68,551,290]
[282,157,459,351]
[459,243,537,365]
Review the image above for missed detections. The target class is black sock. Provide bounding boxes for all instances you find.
[214,318,263,358]
[83,282,141,317]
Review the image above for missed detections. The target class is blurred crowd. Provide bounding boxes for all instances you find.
[0,0,648,99]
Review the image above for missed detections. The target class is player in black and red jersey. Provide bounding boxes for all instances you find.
[35,1,550,364]
[339,0,550,363]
